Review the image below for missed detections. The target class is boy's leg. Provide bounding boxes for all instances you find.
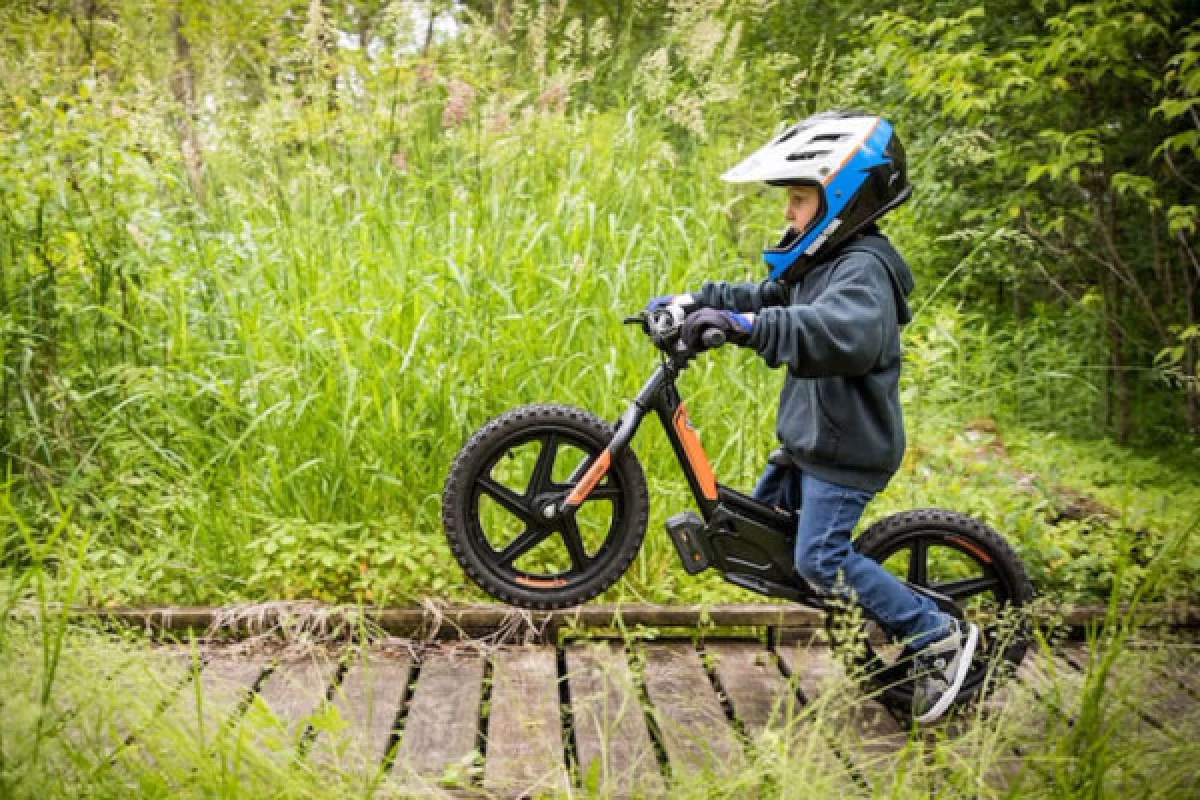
[751,462,803,510]
[793,473,951,650]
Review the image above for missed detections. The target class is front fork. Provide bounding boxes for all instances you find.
[562,364,719,519]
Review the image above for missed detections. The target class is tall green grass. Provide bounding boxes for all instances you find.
[2,612,1196,798]
[1,3,1197,607]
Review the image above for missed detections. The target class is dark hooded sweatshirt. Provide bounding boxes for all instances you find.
[696,228,915,492]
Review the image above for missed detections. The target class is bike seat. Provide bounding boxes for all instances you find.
[768,447,797,467]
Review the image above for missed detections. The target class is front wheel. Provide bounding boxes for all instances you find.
[442,404,650,609]
[831,509,1035,717]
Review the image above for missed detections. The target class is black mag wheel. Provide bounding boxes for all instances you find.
[442,404,649,609]
[831,509,1035,717]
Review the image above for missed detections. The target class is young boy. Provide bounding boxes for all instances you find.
[651,111,978,724]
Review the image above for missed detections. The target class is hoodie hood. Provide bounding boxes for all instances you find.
[840,230,914,325]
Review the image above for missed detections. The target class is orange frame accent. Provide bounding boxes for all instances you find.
[673,404,718,501]
[565,450,612,506]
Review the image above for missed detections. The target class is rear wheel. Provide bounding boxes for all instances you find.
[442,404,649,609]
[831,509,1035,717]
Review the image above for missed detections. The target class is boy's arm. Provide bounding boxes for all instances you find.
[695,279,789,313]
[745,255,890,378]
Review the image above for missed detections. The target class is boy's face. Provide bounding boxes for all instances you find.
[785,185,823,233]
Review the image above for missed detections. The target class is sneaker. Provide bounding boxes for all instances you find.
[910,619,980,724]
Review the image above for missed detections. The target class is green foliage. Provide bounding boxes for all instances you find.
[0,0,1196,608]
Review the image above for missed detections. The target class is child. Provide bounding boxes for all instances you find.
[652,111,978,724]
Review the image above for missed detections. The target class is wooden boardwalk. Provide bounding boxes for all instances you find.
[140,633,1199,798]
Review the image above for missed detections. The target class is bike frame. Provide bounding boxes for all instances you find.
[562,355,828,607]
[557,312,961,618]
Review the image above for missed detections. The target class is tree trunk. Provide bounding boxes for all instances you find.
[69,0,99,63]
[1187,254,1199,434]
[494,0,511,41]
[1111,297,1132,443]
[422,1,438,56]
[170,4,205,203]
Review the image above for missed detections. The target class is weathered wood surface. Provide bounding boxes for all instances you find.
[77,601,1200,639]
[255,654,339,739]
[392,648,485,788]
[776,638,909,784]
[706,639,848,781]
[641,643,743,778]
[317,653,411,771]
[78,631,1196,797]
[566,641,665,798]
[483,646,569,796]
[187,656,267,736]
[707,641,791,738]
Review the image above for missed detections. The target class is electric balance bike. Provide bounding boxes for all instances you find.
[442,304,1034,714]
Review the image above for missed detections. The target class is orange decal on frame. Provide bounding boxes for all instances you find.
[565,450,612,506]
[673,404,718,500]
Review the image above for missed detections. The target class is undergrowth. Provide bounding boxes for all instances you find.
[0,3,1197,608]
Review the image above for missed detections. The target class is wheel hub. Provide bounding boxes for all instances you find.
[533,494,562,521]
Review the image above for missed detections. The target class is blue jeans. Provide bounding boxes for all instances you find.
[754,463,951,650]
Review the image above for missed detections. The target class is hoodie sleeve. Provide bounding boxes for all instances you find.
[746,252,892,378]
[696,279,789,312]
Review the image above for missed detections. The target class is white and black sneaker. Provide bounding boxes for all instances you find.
[911,619,980,724]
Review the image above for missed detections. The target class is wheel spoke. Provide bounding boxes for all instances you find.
[933,575,1000,601]
[907,539,928,586]
[560,516,590,571]
[587,483,621,501]
[527,435,558,497]
[478,476,533,523]
[498,527,551,565]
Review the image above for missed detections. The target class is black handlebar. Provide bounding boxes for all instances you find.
[626,307,724,364]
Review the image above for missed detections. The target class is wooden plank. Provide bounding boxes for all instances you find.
[707,641,793,738]
[196,657,268,717]
[1016,651,1085,719]
[483,646,569,796]
[641,643,742,779]
[566,641,665,798]
[54,644,192,775]
[392,648,485,787]
[776,640,909,780]
[159,655,267,752]
[83,603,1200,641]
[255,654,339,738]
[313,651,411,772]
[1064,642,1200,733]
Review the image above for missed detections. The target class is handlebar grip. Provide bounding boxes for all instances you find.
[701,329,726,349]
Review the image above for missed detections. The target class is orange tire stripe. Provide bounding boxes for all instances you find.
[515,576,568,588]
[946,535,993,564]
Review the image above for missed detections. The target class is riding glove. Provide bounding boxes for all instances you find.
[682,308,755,350]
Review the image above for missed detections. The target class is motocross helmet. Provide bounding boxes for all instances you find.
[722,111,911,283]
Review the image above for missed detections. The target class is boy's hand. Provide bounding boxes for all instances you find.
[682,309,755,350]
[646,293,698,314]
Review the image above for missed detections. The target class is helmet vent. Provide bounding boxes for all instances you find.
[786,150,831,161]
[773,126,800,145]
[810,133,847,143]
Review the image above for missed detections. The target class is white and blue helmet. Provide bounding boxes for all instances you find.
[722,111,911,283]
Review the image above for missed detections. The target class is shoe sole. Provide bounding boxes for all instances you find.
[916,622,980,724]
